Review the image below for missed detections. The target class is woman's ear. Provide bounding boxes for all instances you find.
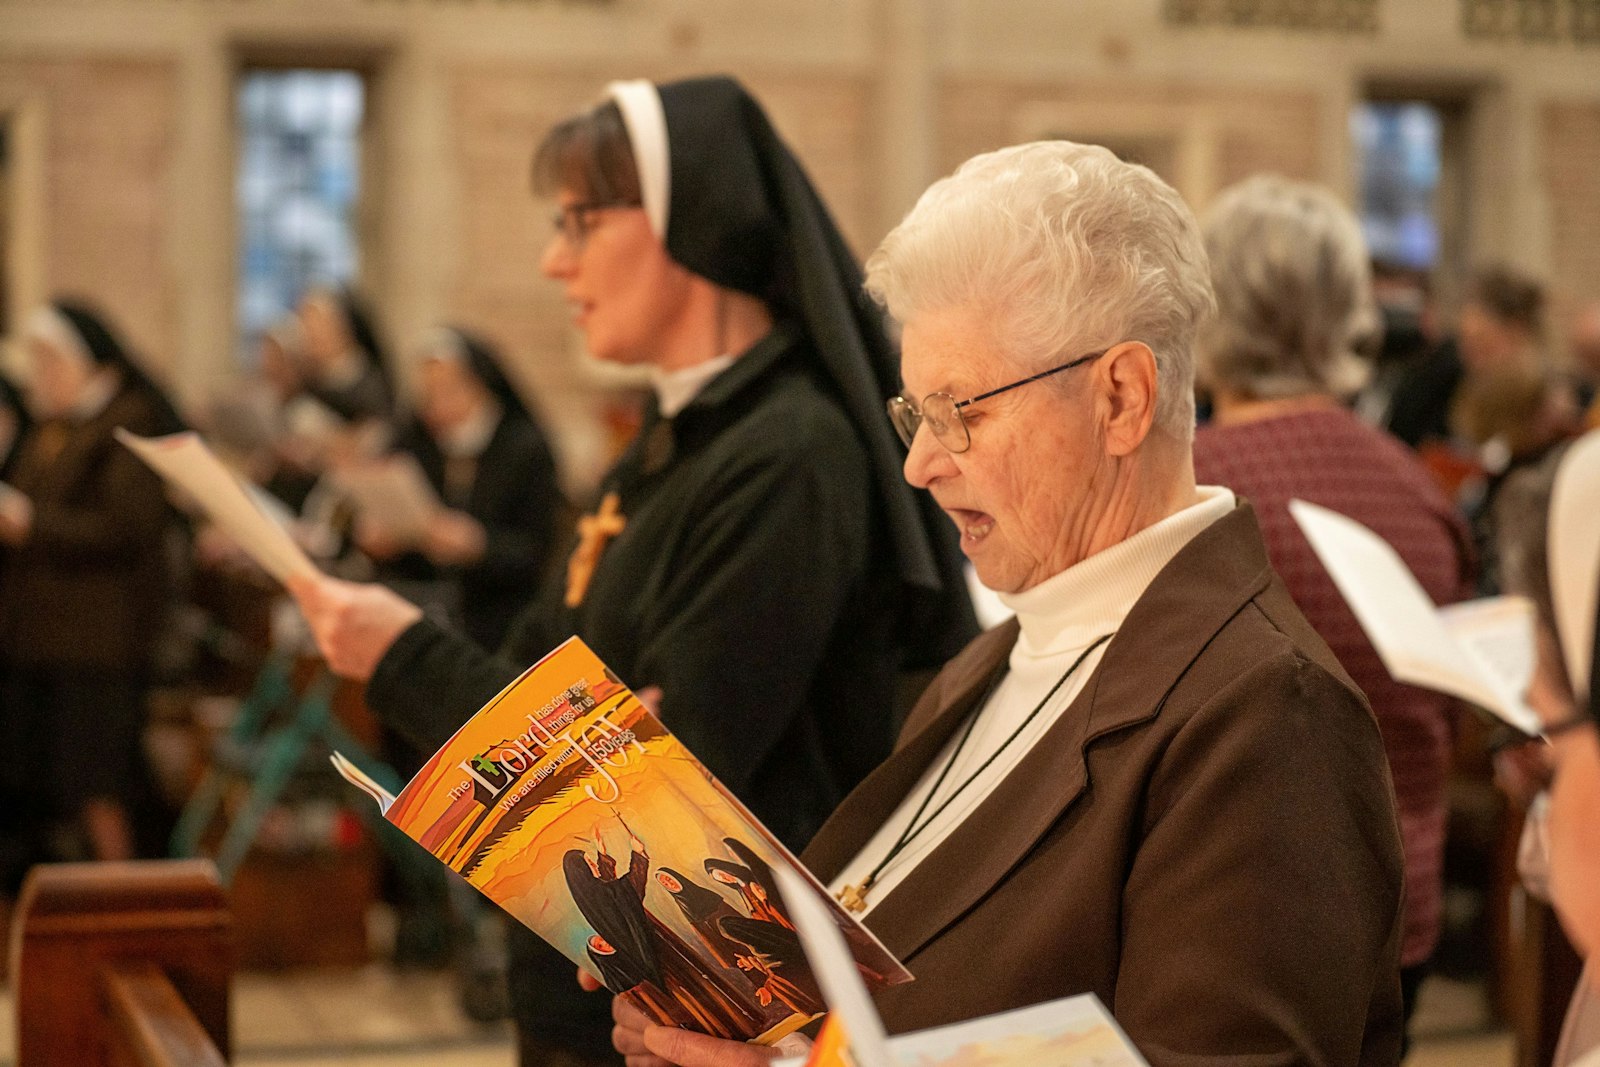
[1098,341,1159,457]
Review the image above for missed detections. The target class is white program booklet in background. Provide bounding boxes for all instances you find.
[1549,429,1600,698]
[1288,499,1542,736]
[771,866,1148,1067]
[116,428,318,584]
[1437,597,1538,714]
[328,453,442,546]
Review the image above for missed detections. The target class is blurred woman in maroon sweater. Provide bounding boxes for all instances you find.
[1191,176,1474,1048]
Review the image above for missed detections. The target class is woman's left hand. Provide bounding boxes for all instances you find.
[611,997,785,1067]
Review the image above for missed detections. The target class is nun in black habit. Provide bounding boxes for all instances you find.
[0,301,184,886]
[293,75,975,1065]
[372,326,563,651]
[295,286,395,424]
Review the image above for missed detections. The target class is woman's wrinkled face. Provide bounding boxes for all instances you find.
[539,188,695,367]
[899,305,1102,595]
[1547,726,1600,958]
[27,335,98,418]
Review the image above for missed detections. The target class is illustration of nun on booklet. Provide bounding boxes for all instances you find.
[332,636,910,1046]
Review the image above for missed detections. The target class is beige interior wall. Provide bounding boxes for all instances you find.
[0,55,177,375]
[0,0,1596,481]
[1541,101,1600,343]
[938,79,1322,211]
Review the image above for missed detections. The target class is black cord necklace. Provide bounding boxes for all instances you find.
[836,632,1113,913]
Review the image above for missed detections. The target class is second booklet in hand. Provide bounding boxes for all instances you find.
[333,636,910,1045]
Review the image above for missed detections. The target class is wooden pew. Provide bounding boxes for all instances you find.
[9,859,233,1066]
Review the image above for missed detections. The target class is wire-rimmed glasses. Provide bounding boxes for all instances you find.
[550,200,641,251]
[886,349,1107,453]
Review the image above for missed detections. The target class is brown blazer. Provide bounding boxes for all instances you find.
[803,503,1405,1067]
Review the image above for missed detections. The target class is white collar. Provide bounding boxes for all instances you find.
[998,485,1236,659]
[651,354,736,418]
[438,401,501,459]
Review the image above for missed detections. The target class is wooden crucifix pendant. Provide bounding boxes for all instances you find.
[564,491,626,608]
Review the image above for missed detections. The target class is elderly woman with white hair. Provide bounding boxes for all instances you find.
[1190,175,1473,1051]
[611,145,1407,1067]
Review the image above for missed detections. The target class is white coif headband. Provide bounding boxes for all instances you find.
[606,80,670,239]
[24,306,94,371]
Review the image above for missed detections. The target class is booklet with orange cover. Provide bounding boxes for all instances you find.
[331,636,911,1045]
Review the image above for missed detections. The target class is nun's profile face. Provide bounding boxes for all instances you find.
[540,189,696,367]
[27,335,99,418]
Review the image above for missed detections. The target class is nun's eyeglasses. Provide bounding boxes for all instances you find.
[886,349,1107,453]
[551,200,641,250]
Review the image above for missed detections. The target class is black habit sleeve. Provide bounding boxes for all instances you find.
[467,419,561,591]
[365,619,523,756]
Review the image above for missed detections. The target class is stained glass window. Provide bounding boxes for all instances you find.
[1352,101,1442,270]
[236,69,363,362]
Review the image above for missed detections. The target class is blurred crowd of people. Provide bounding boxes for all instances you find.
[0,289,566,1006]
[0,73,1597,1067]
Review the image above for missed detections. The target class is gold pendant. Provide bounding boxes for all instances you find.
[836,878,872,914]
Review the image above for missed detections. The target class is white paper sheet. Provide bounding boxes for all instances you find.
[329,454,442,545]
[1438,597,1538,712]
[116,428,318,584]
[771,868,1146,1067]
[1549,429,1600,698]
[1289,499,1542,736]
[773,866,893,1067]
[329,751,395,815]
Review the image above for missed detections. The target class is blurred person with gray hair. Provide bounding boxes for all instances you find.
[1190,175,1474,1051]
[610,145,1406,1067]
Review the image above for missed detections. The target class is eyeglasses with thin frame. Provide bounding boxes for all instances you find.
[550,200,641,251]
[886,349,1108,453]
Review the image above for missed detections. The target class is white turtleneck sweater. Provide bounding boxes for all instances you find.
[829,485,1237,915]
